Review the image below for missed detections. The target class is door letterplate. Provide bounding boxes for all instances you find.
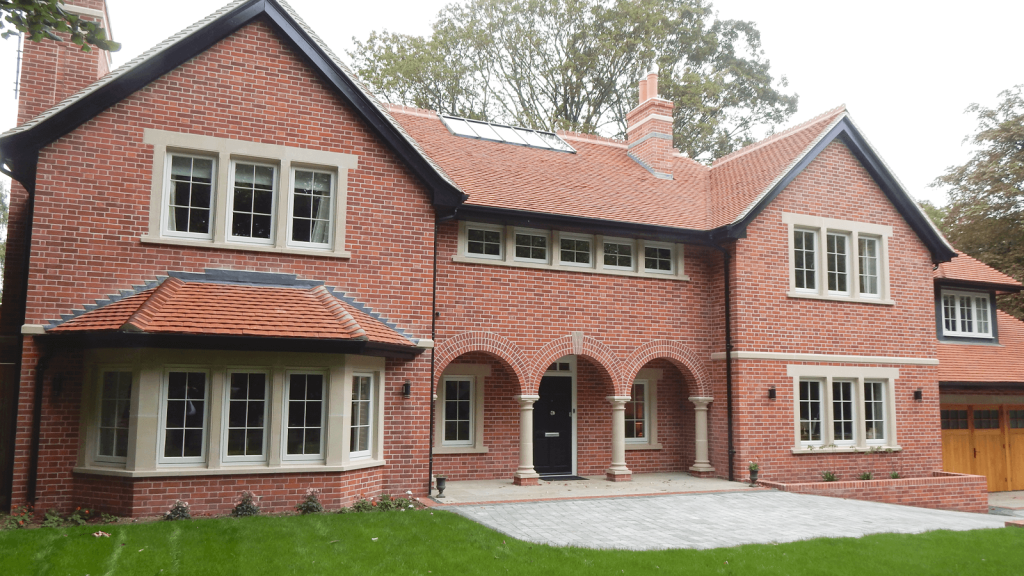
[544,432,560,437]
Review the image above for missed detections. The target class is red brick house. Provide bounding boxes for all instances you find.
[0,0,1018,517]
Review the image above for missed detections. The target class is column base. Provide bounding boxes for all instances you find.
[514,471,540,486]
[605,469,632,482]
[688,466,716,479]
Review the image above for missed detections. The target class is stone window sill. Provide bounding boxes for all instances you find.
[432,445,489,455]
[791,445,902,455]
[72,459,385,478]
[141,235,352,259]
[625,442,663,451]
[787,291,895,306]
[452,254,690,281]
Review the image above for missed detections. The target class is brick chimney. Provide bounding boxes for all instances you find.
[626,71,675,179]
[16,0,113,125]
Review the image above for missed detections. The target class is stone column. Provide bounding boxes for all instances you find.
[606,395,633,481]
[689,396,715,476]
[513,395,541,486]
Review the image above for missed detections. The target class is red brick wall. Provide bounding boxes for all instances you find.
[624,360,694,474]
[760,471,989,514]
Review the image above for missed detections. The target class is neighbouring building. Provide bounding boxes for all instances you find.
[0,0,1020,517]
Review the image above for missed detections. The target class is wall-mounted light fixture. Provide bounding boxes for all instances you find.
[913,390,923,401]
[403,380,412,398]
[767,387,776,400]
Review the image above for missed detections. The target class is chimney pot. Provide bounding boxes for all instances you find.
[638,79,648,103]
[647,72,659,100]
[626,71,675,179]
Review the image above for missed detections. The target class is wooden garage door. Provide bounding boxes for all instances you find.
[941,404,1023,492]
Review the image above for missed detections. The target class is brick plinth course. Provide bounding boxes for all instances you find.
[759,471,989,514]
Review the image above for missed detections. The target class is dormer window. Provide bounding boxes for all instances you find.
[941,289,992,338]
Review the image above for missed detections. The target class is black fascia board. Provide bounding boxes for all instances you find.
[934,278,1023,294]
[717,118,957,264]
[0,0,466,209]
[939,381,1024,389]
[36,332,422,359]
[455,205,714,246]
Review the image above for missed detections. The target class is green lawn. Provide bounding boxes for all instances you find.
[1,509,1022,575]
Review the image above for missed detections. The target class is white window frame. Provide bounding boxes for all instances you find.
[161,152,217,241]
[157,368,211,466]
[798,379,824,447]
[282,370,328,462]
[286,167,336,250]
[142,129,356,259]
[95,369,134,464]
[440,375,475,447]
[349,372,375,460]
[624,379,649,444]
[863,380,887,446]
[221,369,271,464]
[643,241,676,275]
[830,379,856,446]
[227,160,278,246]
[826,232,851,296]
[513,227,550,264]
[940,289,993,338]
[558,232,595,268]
[783,213,894,305]
[793,228,818,293]
[602,237,636,271]
[464,222,505,260]
[858,235,881,298]
[788,365,900,453]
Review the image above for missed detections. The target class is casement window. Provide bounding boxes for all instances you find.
[603,239,635,271]
[644,243,674,274]
[289,169,334,247]
[350,374,374,458]
[789,366,898,451]
[560,233,593,267]
[941,289,992,338]
[224,371,268,462]
[166,154,215,239]
[229,162,276,243]
[143,129,355,258]
[442,376,474,446]
[514,229,549,263]
[466,224,503,259]
[97,371,132,461]
[285,373,325,460]
[784,214,893,304]
[160,370,209,464]
[625,380,648,442]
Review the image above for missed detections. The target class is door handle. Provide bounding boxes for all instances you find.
[974,448,978,458]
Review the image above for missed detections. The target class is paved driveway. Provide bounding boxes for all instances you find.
[449,490,1007,550]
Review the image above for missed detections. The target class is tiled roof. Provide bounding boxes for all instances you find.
[939,311,1024,383]
[389,104,848,230]
[934,251,1023,290]
[48,276,413,346]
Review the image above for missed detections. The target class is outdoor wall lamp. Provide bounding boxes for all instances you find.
[767,387,776,400]
[913,390,923,401]
[403,379,412,398]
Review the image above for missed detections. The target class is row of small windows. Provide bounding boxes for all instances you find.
[166,154,335,248]
[793,229,880,297]
[798,379,888,446]
[466,224,678,275]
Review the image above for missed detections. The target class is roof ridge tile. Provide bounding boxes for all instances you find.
[309,285,366,339]
[121,277,186,332]
[712,105,847,168]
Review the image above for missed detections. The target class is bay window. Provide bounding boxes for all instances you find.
[97,371,133,461]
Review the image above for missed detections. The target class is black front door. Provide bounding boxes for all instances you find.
[534,376,572,475]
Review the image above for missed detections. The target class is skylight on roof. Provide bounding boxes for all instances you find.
[440,115,576,153]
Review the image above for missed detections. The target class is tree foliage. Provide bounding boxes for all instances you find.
[933,85,1024,319]
[349,0,797,162]
[1,0,120,52]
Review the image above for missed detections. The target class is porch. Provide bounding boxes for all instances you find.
[430,472,753,505]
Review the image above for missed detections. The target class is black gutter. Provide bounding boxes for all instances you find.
[710,242,735,482]
[428,208,458,496]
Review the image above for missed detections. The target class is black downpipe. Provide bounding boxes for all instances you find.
[25,349,49,504]
[427,210,457,496]
[711,242,735,482]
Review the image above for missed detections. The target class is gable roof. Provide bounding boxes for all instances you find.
[934,251,1023,292]
[0,0,466,207]
[388,104,957,262]
[939,310,1024,385]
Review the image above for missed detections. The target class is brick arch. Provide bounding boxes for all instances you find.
[622,340,713,398]
[432,332,531,394]
[529,334,623,395]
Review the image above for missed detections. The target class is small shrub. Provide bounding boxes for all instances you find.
[2,504,33,530]
[350,498,374,513]
[377,494,397,512]
[858,472,873,481]
[748,461,759,472]
[165,500,191,521]
[231,491,261,517]
[394,497,414,510]
[101,513,120,524]
[821,471,838,482]
[890,471,901,479]
[295,488,324,515]
[67,507,91,526]
[41,509,64,528]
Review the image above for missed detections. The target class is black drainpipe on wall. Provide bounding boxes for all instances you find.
[25,347,50,504]
[711,242,735,482]
[428,209,457,496]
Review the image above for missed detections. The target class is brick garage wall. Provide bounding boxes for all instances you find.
[8,21,436,513]
[760,471,989,514]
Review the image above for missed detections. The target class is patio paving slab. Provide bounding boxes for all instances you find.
[449,490,1008,550]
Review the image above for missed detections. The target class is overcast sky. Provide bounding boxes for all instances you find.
[2,0,1022,206]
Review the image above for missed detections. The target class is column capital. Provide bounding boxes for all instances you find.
[688,396,714,409]
[606,395,632,406]
[514,394,540,407]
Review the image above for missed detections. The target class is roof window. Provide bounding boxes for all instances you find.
[440,115,575,153]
